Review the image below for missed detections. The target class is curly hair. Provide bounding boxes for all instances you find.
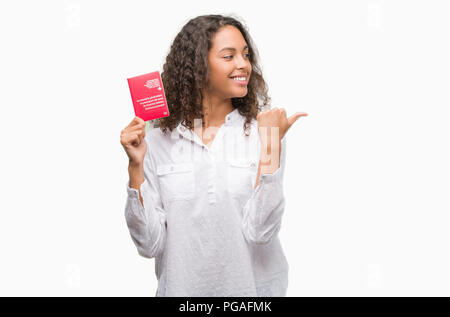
[155,14,271,136]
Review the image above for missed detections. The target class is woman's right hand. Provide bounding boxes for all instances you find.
[120,116,147,166]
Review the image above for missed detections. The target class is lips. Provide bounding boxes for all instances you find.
[230,77,248,85]
[230,74,249,86]
[230,73,248,78]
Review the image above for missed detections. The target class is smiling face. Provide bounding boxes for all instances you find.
[206,25,252,99]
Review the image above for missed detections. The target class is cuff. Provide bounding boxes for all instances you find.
[126,179,149,198]
[260,164,283,184]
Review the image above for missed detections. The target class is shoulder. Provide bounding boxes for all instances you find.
[143,126,176,156]
[236,114,257,128]
[144,125,176,143]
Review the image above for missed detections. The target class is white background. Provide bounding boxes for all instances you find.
[0,0,449,296]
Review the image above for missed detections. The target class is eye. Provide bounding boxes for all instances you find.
[223,53,250,60]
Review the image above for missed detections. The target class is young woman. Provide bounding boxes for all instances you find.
[120,14,307,297]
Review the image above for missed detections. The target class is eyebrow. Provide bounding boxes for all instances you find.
[219,45,248,52]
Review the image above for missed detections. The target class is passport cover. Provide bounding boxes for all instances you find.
[127,71,170,121]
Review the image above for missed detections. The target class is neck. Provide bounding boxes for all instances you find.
[201,92,234,128]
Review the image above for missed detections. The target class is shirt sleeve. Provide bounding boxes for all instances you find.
[241,135,287,245]
[124,144,167,259]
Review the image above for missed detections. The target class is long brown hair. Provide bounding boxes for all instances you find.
[155,14,271,136]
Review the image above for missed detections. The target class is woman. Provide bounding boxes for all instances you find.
[120,14,307,297]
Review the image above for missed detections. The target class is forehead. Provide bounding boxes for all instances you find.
[210,25,247,51]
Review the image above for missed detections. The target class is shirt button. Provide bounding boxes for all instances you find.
[226,117,230,121]
[180,126,186,132]
[250,162,255,168]
[170,166,174,171]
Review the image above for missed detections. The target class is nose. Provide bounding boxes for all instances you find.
[235,53,250,71]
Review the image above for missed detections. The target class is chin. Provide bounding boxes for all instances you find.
[231,88,248,98]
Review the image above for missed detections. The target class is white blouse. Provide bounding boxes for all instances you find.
[124,107,289,297]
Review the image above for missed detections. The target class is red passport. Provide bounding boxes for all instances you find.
[127,71,170,121]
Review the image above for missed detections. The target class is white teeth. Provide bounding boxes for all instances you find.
[232,77,246,81]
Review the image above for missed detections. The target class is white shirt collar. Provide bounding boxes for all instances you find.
[176,107,242,138]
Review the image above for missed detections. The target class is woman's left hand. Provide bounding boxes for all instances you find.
[255,107,308,177]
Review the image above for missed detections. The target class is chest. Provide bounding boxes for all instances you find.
[193,125,223,150]
[154,133,260,208]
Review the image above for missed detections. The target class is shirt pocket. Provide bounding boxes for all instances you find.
[226,159,257,198]
[156,162,195,203]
